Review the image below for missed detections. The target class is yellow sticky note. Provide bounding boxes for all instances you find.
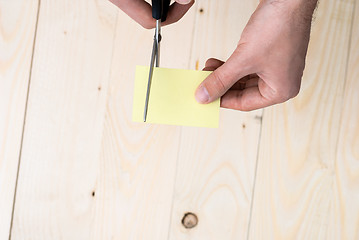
[133,66,220,128]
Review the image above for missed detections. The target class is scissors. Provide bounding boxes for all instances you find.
[143,0,171,122]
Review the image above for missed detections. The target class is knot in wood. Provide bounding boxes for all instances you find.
[182,212,198,229]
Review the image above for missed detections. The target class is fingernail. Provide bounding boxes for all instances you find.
[176,0,191,4]
[195,86,209,103]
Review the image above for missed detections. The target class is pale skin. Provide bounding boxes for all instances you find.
[109,0,318,111]
[108,0,194,29]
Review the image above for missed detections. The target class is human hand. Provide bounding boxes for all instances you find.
[195,0,318,111]
[109,0,194,29]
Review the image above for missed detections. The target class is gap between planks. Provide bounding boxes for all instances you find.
[334,0,357,155]
[246,111,263,240]
[8,1,41,239]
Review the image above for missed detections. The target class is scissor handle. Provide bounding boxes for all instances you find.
[152,0,170,22]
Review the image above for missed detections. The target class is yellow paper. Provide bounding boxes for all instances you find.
[133,66,220,128]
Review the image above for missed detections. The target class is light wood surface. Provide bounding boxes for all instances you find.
[89,7,196,239]
[330,1,359,239]
[248,0,357,239]
[10,1,117,239]
[0,0,358,239]
[0,1,39,238]
[167,1,261,240]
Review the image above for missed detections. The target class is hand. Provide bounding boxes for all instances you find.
[195,0,318,111]
[109,0,194,29]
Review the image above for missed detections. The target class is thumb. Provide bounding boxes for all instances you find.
[195,50,251,104]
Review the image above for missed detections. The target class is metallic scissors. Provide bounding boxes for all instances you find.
[143,0,170,122]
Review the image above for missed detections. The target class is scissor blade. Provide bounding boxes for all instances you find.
[143,20,161,122]
[155,20,161,67]
[143,39,157,122]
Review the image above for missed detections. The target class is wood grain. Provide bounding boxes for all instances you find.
[0,1,39,238]
[5,0,358,239]
[168,1,262,240]
[89,5,198,240]
[330,1,359,239]
[248,0,355,239]
[10,1,117,239]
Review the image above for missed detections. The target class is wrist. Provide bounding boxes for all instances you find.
[264,0,318,13]
[263,0,318,25]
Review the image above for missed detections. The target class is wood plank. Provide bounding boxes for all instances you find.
[10,1,117,239]
[330,2,359,239]
[0,1,39,238]
[89,4,198,240]
[168,1,262,239]
[249,0,355,239]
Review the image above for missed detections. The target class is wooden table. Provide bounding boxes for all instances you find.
[1,0,358,239]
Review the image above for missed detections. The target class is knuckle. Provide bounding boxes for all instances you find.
[140,21,153,29]
[205,58,216,65]
[290,83,301,98]
[211,70,227,95]
[275,90,291,103]
[233,92,246,111]
[142,24,152,29]
[141,17,155,29]
[274,80,301,103]
[205,58,222,68]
